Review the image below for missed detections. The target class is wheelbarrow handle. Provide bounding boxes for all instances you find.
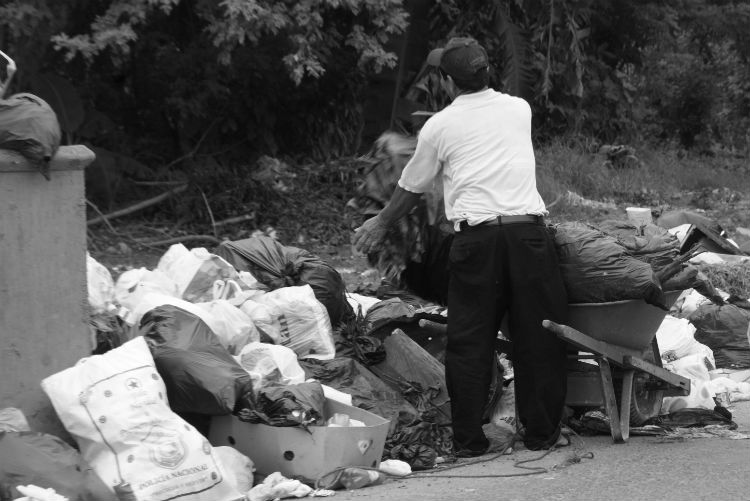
[0,50,17,100]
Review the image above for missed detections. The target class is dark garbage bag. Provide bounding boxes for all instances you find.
[0,431,116,501]
[553,221,667,307]
[333,306,387,366]
[687,303,750,369]
[363,297,448,362]
[664,265,724,305]
[656,210,723,234]
[370,330,451,425]
[597,219,681,271]
[214,236,352,326]
[0,93,61,179]
[138,305,254,415]
[398,225,453,306]
[300,356,452,468]
[236,381,326,428]
[643,407,736,429]
[299,356,419,434]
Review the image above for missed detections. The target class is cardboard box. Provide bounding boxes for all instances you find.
[209,398,390,484]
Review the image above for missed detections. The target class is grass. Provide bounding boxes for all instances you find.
[698,261,750,299]
[535,139,750,228]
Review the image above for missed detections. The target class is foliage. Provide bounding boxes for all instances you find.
[2,0,750,229]
[398,0,750,148]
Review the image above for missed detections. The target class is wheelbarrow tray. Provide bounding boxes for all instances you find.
[566,290,683,351]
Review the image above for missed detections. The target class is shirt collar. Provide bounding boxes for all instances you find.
[452,88,494,103]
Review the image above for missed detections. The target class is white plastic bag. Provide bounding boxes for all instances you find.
[157,244,239,303]
[40,337,242,501]
[236,342,306,388]
[656,315,715,366]
[193,299,260,354]
[662,353,717,412]
[128,292,257,356]
[213,446,255,493]
[114,268,179,323]
[0,407,30,432]
[236,297,283,341]
[87,253,115,314]
[254,285,335,360]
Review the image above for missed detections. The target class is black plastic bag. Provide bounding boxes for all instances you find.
[299,356,419,433]
[236,381,326,428]
[0,431,116,501]
[553,221,667,307]
[215,236,352,326]
[597,219,681,271]
[138,305,254,415]
[688,303,750,369]
[0,93,61,179]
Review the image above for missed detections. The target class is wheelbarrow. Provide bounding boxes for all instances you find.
[543,290,691,443]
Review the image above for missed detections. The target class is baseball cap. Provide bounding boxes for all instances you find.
[426,37,489,80]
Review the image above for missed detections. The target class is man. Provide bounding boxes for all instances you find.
[352,37,569,453]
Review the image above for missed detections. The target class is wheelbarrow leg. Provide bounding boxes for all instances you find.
[597,357,633,444]
[618,370,634,442]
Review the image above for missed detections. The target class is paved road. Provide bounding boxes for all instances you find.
[330,400,750,501]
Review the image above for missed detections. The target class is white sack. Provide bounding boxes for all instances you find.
[40,337,242,501]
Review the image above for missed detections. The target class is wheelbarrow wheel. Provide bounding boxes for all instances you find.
[625,373,664,426]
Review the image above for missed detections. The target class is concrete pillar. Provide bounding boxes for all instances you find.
[0,145,95,435]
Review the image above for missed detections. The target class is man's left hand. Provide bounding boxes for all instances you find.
[352,214,389,255]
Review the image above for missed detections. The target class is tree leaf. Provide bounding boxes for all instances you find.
[493,10,536,101]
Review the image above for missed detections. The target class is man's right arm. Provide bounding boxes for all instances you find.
[352,133,440,254]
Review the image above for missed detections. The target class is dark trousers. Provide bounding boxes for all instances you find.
[446,222,569,451]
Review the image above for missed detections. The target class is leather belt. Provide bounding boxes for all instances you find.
[458,214,544,231]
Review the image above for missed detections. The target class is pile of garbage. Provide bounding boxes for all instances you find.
[1,234,474,501]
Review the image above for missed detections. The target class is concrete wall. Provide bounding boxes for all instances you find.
[0,145,95,435]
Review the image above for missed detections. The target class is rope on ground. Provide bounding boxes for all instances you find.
[314,430,595,486]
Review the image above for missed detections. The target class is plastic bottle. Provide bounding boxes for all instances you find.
[338,467,382,490]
